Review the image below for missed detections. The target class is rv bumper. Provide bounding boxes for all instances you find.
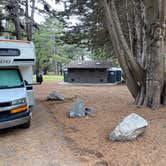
[0,114,31,129]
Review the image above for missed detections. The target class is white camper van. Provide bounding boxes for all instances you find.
[0,40,41,129]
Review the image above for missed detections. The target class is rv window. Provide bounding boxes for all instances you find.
[0,69,23,89]
[0,49,20,56]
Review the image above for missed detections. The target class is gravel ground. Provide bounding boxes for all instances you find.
[0,92,80,166]
[0,82,165,166]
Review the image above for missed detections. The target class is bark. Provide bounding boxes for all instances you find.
[125,0,133,55]
[25,0,30,40]
[110,1,144,84]
[133,0,147,69]
[143,0,165,109]
[43,68,48,75]
[103,0,139,98]
[9,0,22,39]
[102,0,166,109]
[163,77,166,105]
[25,0,36,41]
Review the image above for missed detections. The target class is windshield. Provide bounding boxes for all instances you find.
[0,69,23,89]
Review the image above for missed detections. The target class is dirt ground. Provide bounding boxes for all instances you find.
[0,82,166,166]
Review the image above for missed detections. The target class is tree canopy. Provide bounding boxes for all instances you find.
[0,0,63,40]
[102,0,166,109]
[33,17,90,74]
[56,0,166,109]
[56,0,114,59]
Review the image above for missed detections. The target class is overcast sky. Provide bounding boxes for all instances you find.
[34,0,80,26]
[34,0,64,23]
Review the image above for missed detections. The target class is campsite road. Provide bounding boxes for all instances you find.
[0,100,79,166]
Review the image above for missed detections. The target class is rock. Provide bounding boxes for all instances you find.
[95,152,104,158]
[47,91,64,101]
[94,161,109,166]
[68,100,96,118]
[85,107,96,117]
[68,100,86,118]
[109,113,148,141]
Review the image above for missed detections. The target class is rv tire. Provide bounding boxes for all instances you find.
[20,119,31,128]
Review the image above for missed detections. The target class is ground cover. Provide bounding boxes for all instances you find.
[39,83,166,166]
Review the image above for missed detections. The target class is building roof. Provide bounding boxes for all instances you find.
[67,61,112,69]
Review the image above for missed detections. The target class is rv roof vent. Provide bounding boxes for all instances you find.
[96,62,101,65]
[78,62,82,65]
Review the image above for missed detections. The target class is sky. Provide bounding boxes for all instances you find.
[34,0,80,26]
[34,0,64,23]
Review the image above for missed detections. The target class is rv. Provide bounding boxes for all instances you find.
[0,40,41,129]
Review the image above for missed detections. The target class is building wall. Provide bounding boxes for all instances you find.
[68,68,107,83]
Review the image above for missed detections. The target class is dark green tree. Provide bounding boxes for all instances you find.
[57,0,166,109]
[33,17,89,74]
[57,0,114,59]
[0,0,62,40]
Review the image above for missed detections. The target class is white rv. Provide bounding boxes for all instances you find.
[0,40,41,129]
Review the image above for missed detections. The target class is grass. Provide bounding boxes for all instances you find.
[33,75,63,82]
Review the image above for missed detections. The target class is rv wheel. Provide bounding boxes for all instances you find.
[20,119,31,128]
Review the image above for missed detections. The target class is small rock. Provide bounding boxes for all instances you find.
[94,161,109,166]
[68,100,96,118]
[95,152,104,158]
[85,107,96,117]
[109,113,148,141]
[68,100,86,118]
[47,91,64,101]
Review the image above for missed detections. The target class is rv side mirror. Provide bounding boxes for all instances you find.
[36,74,43,84]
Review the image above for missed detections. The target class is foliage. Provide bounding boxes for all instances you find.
[33,17,90,74]
[56,0,114,60]
[56,0,166,109]
[57,44,90,61]
[0,0,63,40]
[91,48,119,66]
[33,17,62,74]
[102,0,166,109]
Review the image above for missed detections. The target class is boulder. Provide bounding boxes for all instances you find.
[47,91,65,101]
[68,100,95,118]
[109,113,148,141]
[85,107,96,117]
[68,100,86,118]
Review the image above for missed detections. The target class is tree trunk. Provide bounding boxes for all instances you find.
[143,0,165,109]
[43,68,48,75]
[102,0,166,109]
[25,0,30,40]
[9,0,22,40]
[25,0,36,41]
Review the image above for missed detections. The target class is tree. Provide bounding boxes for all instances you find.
[8,0,22,39]
[33,17,89,74]
[0,0,60,40]
[1,0,36,40]
[102,0,166,109]
[57,0,114,59]
[56,0,166,109]
[33,18,61,74]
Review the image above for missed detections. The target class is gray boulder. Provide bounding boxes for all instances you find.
[109,113,148,141]
[68,100,95,118]
[68,100,86,118]
[47,91,65,101]
[85,107,96,117]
